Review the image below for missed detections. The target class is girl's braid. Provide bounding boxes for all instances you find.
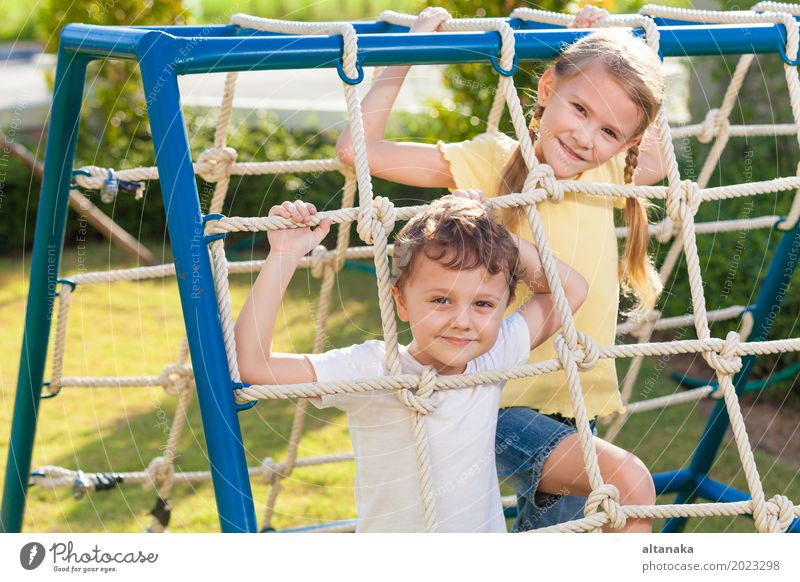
[623,143,640,184]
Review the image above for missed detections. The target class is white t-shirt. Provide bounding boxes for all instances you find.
[307,312,531,533]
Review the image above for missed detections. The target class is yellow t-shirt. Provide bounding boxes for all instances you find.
[437,132,626,418]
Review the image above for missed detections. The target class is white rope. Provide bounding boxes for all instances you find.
[32,453,354,490]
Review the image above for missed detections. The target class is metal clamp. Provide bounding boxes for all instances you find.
[202,213,228,244]
[56,278,76,296]
[778,40,800,66]
[336,57,365,85]
[40,380,62,400]
[490,53,518,76]
[101,169,119,203]
[233,381,257,412]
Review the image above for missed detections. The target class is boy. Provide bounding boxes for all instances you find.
[234,192,588,532]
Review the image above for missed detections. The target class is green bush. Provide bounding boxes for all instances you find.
[22,108,453,256]
[0,145,42,256]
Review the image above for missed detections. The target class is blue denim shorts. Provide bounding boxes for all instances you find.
[496,407,597,532]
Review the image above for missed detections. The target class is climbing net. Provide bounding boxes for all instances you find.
[33,3,800,533]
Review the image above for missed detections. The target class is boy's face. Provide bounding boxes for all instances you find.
[391,252,510,375]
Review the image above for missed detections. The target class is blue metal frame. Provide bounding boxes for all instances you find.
[3,15,800,534]
[58,20,800,71]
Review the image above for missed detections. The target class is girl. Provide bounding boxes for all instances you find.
[336,6,664,533]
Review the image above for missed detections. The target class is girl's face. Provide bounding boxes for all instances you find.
[535,63,644,179]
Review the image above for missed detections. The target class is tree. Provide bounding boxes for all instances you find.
[36,0,189,168]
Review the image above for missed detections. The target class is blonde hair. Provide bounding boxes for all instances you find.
[393,197,520,303]
[498,30,665,318]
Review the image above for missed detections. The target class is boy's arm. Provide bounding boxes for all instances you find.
[514,234,589,350]
[234,201,331,385]
[335,8,456,189]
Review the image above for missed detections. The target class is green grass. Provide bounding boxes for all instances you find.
[0,240,381,532]
[609,363,800,533]
[1,240,798,532]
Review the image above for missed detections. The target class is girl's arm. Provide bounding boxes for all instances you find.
[335,7,456,189]
[234,201,332,385]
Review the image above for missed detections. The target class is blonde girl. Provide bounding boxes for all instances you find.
[336,6,664,532]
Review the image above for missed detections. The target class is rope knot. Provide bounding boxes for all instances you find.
[698,108,729,144]
[310,245,333,278]
[145,456,171,490]
[160,364,194,395]
[554,332,599,372]
[575,331,600,371]
[684,180,702,216]
[666,180,701,223]
[528,164,562,204]
[765,494,796,533]
[705,331,743,376]
[398,365,438,415]
[357,196,396,245]
[585,484,626,530]
[260,457,278,486]
[260,457,290,486]
[196,147,238,183]
[554,333,576,369]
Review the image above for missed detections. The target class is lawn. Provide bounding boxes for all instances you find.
[1,239,798,533]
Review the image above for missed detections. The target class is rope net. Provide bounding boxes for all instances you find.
[35,3,800,533]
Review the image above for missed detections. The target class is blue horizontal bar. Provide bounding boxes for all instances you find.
[277,519,357,533]
[696,477,800,533]
[653,469,694,494]
[61,21,798,73]
[695,476,751,504]
[60,25,152,59]
[132,16,800,36]
[653,16,800,28]
[179,24,800,74]
[142,22,402,37]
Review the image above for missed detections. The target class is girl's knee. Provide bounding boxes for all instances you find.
[595,440,655,505]
[613,455,656,506]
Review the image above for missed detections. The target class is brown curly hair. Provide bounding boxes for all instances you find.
[393,197,521,304]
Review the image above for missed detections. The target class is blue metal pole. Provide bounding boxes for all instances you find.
[662,221,800,533]
[0,45,89,533]
[652,469,694,495]
[695,477,800,532]
[58,22,799,71]
[176,24,800,73]
[129,15,800,37]
[136,31,257,533]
